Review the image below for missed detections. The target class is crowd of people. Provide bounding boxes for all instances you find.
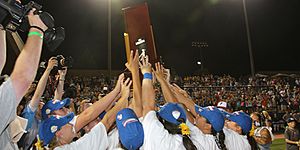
[1,7,300,150]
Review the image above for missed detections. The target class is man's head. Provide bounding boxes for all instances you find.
[287,117,296,128]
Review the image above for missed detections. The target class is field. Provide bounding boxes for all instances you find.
[270,138,285,150]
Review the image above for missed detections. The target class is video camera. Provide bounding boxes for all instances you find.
[0,0,65,52]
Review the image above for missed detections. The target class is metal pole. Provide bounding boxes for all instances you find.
[108,0,112,79]
[242,0,255,77]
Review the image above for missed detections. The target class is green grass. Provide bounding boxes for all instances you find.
[271,138,285,150]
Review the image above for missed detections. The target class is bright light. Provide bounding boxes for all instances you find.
[197,61,202,65]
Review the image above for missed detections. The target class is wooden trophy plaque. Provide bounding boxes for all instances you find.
[123,3,157,65]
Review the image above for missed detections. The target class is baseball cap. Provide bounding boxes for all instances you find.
[41,98,71,119]
[157,103,187,125]
[195,105,225,132]
[217,101,227,109]
[287,117,296,123]
[39,112,75,146]
[116,108,144,150]
[226,111,252,134]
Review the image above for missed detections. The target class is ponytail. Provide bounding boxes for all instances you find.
[182,135,197,150]
[211,128,227,150]
[245,132,258,150]
[157,115,197,150]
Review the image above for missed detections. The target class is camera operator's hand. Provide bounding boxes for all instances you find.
[58,67,68,79]
[28,9,48,33]
[46,57,58,71]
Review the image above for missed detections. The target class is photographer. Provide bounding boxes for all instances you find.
[0,8,47,149]
[18,57,57,150]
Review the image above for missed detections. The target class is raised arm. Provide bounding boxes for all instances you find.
[101,78,132,130]
[29,57,57,111]
[54,66,67,100]
[125,50,142,117]
[0,26,6,74]
[140,55,156,116]
[171,84,197,117]
[74,73,124,132]
[153,62,177,103]
[10,9,48,102]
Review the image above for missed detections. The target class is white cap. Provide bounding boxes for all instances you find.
[217,101,227,109]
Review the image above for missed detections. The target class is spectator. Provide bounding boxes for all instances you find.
[284,117,300,150]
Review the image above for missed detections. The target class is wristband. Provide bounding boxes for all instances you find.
[28,31,43,39]
[143,73,152,80]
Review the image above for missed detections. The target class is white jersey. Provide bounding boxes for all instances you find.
[223,127,251,150]
[55,122,109,150]
[107,128,120,150]
[142,111,187,150]
[186,121,217,150]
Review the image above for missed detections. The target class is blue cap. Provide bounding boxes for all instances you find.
[195,105,225,132]
[116,108,144,150]
[39,112,75,146]
[157,103,187,125]
[41,98,71,119]
[226,111,252,134]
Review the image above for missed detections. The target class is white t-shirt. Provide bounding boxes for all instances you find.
[186,121,216,150]
[223,127,251,150]
[107,128,120,150]
[142,111,187,150]
[55,122,109,150]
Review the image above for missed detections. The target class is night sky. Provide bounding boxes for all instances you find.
[13,0,300,76]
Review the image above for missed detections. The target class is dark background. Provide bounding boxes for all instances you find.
[3,0,300,76]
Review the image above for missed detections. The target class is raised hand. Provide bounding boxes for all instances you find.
[114,73,125,92]
[46,57,58,71]
[125,50,139,72]
[121,78,132,99]
[58,67,68,77]
[153,62,166,83]
[139,55,152,74]
[27,9,48,32]
[172,83,190,99]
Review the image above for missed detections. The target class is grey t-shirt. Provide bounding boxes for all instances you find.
[285,127,300,150]
[0,78,19,149]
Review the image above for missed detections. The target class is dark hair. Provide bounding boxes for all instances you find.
[207,119,226,150]
[157,114,197,150]
[243,132,258,150]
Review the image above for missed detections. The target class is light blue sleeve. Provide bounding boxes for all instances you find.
[21,104,36,131]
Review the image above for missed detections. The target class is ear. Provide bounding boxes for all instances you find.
[237,126,243,135]
[55,130,62,137]
[206,123,212,131]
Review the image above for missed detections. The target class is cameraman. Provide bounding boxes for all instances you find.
[0,8,47,149]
